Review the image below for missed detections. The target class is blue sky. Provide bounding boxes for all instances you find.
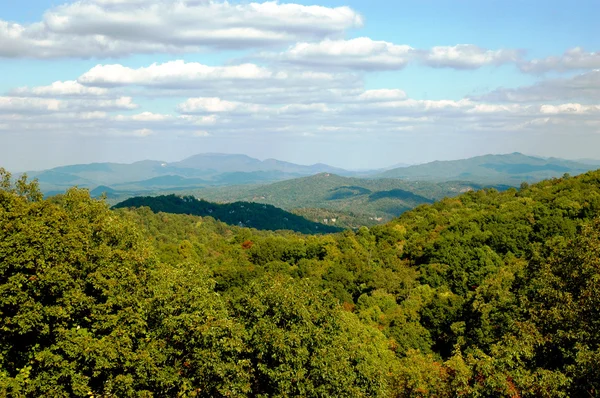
[1,0,599,170]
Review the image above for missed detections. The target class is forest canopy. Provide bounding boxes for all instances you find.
[1,167,600,396]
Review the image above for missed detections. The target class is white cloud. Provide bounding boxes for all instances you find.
[167,93,600,140]
[2,88,599,146]
[539,103,600,115]
[178,97,263,114]
[278,103,330,114]
[10,81,109,97]
[0,0,362,58]
[275,37,414,70]
[422,45,523,69]
[130,112,169,121]
[358,89,407,102]
[76,60,363,105]
[78,96,139,110]
[0,95,138,114]
[475,69,600,102]
[0,97,62,113]
[520,47,600,73]
[78,61,273,87]
[114,112,172,122]
[177,115,219,125]
[267,39,522,71]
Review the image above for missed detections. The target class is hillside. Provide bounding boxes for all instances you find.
[190,173,507,221]
[3,168,600,396]
[113,194,342,234]
[378,152,596,183]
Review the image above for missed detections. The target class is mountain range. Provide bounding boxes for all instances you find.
[377,152,596,184]
[25,153,352,194]
[21,152,599,199]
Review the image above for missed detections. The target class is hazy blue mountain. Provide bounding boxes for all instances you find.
[171,153,349,175]
[112,171,302,190]
[24,153,352,193]
[27,160,168,190]
[577,158,600,166]
[33,170,96,185]
[377,153,597,183]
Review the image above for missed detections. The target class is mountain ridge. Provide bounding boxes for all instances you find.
[376,152,594,183]
[113,194,342,234]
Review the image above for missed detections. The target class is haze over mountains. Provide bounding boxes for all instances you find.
[27,152,599,196]
[377,153,597,184]
[21,152,596,229]
[26,153,352,194]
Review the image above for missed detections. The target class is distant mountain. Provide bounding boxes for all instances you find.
[577,158,600,166]
[28,160,168,191]
[171,153,349,175]
[379,162,412,170]
[110,171,302,191]
[377,153,597,183]
[24,153,351,193]
[113,194,342,234]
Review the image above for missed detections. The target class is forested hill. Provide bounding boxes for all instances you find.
[113,194,342,234]
[2,167,600,396]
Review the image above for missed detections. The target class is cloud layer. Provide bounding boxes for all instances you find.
[475,70,600,102]
[520,48,600,74]
[0,0,363,58]
[3,58,598,143]
[269,39,523,71]
[1,0,599,170]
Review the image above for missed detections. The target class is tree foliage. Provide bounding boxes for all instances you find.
[2,168,600,396]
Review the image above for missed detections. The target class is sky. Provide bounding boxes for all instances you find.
[1,0,599,171]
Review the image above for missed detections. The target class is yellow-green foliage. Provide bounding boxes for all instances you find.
[2,167,600,396]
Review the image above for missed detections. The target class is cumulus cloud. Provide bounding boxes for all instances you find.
[178,97,263,114]
[274,37,414,70]
[520,48,600,73]
[539,103,600,115]
[10,81,109,97]
[422,45,523,69]
[0,97,62,114]
[475,69,600,102]
[75,60,363,105]
[177,97,333,119]
[163,92,600,141]
[0,95,138,114]
[357,89,407,102]
[78,61,274,87]
[73,96,139,110]
[114,112,172,122]
[3,87,599,144]
[0,0,363,58]
[266,38,523,71]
